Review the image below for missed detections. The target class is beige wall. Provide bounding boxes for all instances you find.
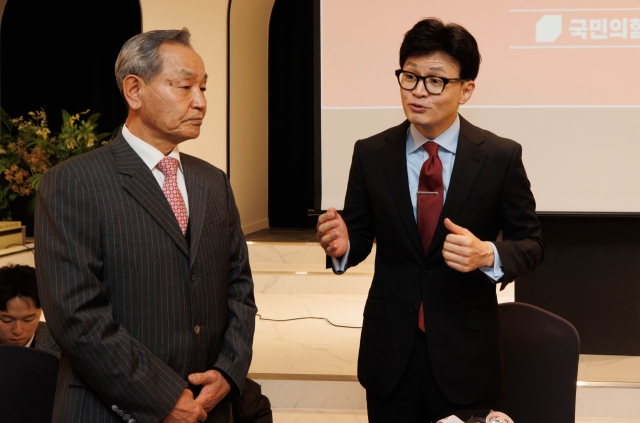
[0,0,275,233]
[2,0,272,234]
[139,0,229,172]
[141,0,273,234]
[228,0,274,234]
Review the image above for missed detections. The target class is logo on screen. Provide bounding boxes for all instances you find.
[528,12,640,45]
[536,15,562,42]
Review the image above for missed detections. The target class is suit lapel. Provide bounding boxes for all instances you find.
[182,157,207,269]
[35,322,58,354]
[378,121,424,255]
[109,134,190,257]
[427,116,487,257]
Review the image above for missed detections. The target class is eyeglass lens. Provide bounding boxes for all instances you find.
[398,72,445,94]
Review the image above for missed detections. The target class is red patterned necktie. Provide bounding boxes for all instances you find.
[417,141,444,332]
[157,157,188,236]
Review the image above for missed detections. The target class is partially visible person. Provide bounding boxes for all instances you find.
[0,264,59,358]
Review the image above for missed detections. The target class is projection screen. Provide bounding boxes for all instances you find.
[319,0,640,213]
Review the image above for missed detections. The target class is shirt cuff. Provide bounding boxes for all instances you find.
[480,242,504,282]
[330,241,350,274]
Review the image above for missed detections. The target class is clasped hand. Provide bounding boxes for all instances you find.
[161,370,231,422]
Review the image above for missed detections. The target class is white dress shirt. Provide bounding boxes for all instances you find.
[121,124,189,215]
[24,332,35,348]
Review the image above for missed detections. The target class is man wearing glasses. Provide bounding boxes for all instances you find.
[316,18,544,422]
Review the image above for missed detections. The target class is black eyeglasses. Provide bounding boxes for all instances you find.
[395,70,467,95]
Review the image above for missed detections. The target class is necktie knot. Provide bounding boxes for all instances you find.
[157,157,180,177]
[424,141,439,158]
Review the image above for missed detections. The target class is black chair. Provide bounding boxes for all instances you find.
[498,302,580,423]
[0,344,59,423]
[232,378,273,423]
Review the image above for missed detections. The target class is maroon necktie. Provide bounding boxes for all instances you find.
[417,141,444,332]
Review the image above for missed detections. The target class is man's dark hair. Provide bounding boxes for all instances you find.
[399,18,481,81]
[0,264,40,311]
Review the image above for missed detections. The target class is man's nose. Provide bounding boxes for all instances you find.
[12,321,23,335]
[412,80,429,97]
[192,89,207,110]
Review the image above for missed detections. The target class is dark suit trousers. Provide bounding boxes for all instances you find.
[366,329,498,423]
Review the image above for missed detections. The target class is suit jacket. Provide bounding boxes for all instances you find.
[35,134,256,423]
[33,321,60,358]
[337,116,544,405]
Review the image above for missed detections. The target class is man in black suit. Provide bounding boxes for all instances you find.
[36,29,256,423]
[317,18,544,422]
[0,264,59,358]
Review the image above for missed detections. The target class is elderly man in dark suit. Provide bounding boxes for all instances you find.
[36,29,256,423]
[317,18,544,422]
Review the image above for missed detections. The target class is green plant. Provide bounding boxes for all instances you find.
[0,108,117,220]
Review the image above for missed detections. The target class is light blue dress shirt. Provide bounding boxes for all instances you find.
[333,115,504,282]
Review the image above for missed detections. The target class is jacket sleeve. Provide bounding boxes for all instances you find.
[341,140,376,270]
[35,165,186,423]
[494,143,545,289]
[212,176,257,399]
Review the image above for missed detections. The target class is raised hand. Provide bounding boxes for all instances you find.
[442,218,494,272]
[316,207,349,257]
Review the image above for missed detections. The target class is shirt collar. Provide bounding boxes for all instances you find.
[24,332,36,348]
[407,114,460,155]
[121,124,183,172]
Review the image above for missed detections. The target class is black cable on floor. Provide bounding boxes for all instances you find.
[256,313,362,329]
[3,243,35,255]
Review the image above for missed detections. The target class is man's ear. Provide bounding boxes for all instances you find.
[122,75,144,110]
[458,80,475,105]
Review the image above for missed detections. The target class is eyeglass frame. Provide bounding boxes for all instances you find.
[395,69,468,95]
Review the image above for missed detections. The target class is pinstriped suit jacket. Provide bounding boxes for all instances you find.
[35,133,256,423]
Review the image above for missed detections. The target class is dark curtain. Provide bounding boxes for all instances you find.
[268,0,317,228]
[1,0,141,134]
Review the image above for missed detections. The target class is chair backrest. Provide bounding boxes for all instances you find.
[498,302,580,423]
[0,344,59,423]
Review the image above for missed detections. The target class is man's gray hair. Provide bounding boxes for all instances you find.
[115,28,192,95]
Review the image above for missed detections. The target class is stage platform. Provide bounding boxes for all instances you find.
[246,228,640,422]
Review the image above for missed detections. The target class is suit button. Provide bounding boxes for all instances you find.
[117,410,124,417]
[409,305,418,313]
[194,325,201,335]
[123,414,130,420]
[421,263,431,273]
[128,420,136,423]
[191,274,198,282]
[112,405,119,412]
